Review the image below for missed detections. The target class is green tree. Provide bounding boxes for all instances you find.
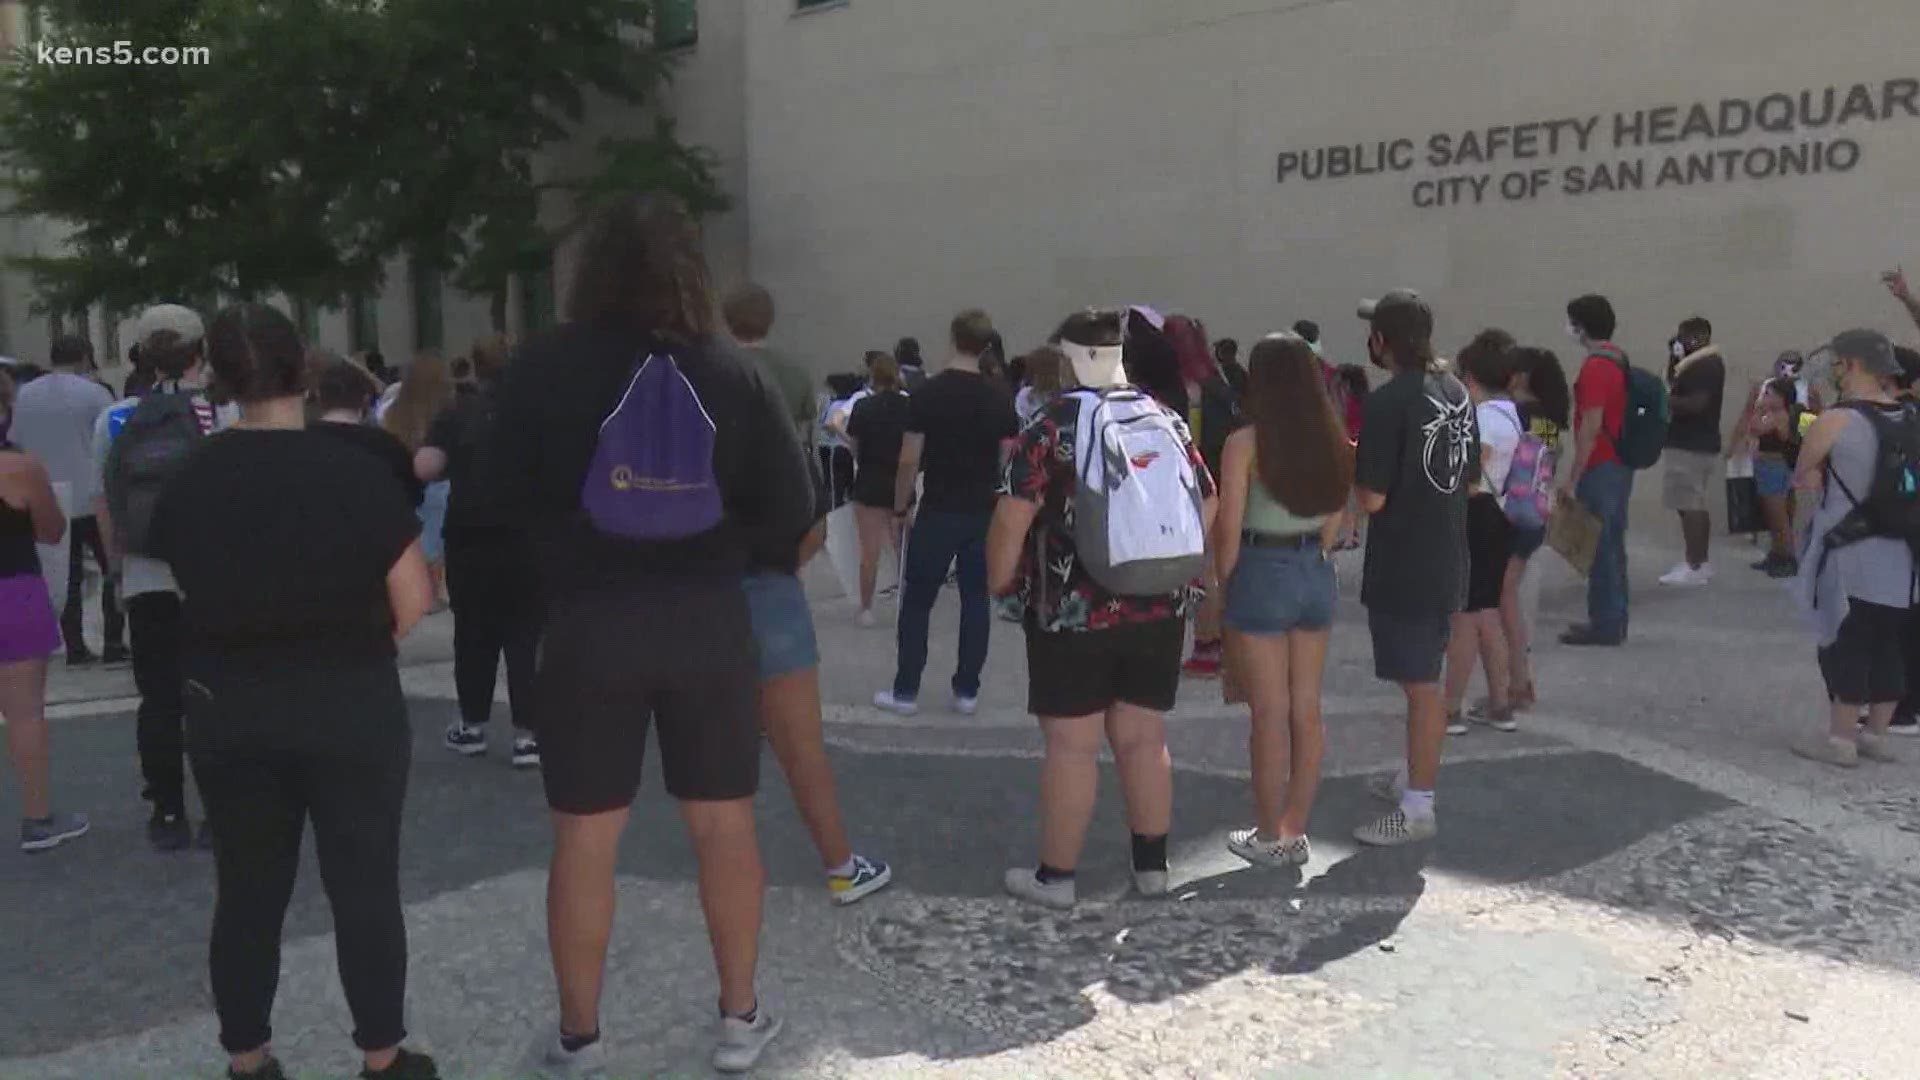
[0,0,725,316]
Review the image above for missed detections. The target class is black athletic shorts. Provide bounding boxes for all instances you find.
[536,578,762,812]
[1464,493,1513,613]
[1819,599,1909,706]
[1025,617,1184,718]
[1368,609,1453,685]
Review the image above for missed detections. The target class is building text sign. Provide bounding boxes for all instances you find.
[1276,79,1918,207]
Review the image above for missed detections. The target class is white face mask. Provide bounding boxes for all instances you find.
[1565,323,1584,344]
[1671,340,1687,361]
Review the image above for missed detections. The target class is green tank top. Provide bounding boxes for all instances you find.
[1244,457,1330,538]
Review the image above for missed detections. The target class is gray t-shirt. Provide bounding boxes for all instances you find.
[11,371,114,509]
[1795,403,1916,644]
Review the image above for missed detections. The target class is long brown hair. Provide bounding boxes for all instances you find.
[1246,332,1353,516]
[565,194,714,344]
[382,351,454,451]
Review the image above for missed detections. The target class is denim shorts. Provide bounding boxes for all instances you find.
[1224,540,1336,635]
[742,571,819,680]
[1755,456,1794,499]
[1510,523,1547,561]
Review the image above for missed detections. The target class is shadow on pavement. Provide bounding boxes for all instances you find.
[12,694,1913,1065]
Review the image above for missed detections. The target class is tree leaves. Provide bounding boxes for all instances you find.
[0,0,725,315]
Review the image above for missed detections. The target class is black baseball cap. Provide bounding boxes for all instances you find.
[1357,289,1434,341]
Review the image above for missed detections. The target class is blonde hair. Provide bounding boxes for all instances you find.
[382,351,454,451]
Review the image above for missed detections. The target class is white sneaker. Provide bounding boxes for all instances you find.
[443,722,487,757]
[1354,808,1437,847]
[534,1032,609,1076]
[857,609,877,628]
[713,1008,784,1074]
[1792,734,1860,768]
[1445,712,1470,737]
[1003,867,1076,909]
[511,731,541,769]
[954,694,979,716]
[1227,827,1310,867]
[1132,868,1169,897]
[1659,564,1710,587]
[872,690,919,716]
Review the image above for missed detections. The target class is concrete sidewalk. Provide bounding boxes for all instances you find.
[10,534,1920,1078]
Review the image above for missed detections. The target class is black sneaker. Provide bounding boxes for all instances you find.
[1889,714,1920,737]
[101,644,132,666]
[510,732,540,769]
[1559,626,1624,647]
[362,1048,438,1079]
[229,1056,288,1080]
[65,650,99,668]
[1766,557,1799,579]
[148,812,193,852]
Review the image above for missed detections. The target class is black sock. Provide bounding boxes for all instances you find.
[1035,863,1076,884]
[1131,833,1169,872]
[720,999,758,1023]
[559,1029,600,1053]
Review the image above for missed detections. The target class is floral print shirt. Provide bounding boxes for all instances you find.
[999,390,1216,633]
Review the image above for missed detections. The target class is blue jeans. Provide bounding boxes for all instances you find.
[1578,461,1633,641]
[894,509,991,700]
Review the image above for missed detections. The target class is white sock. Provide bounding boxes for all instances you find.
[1400,789,1436,820]
[828,857,856,878]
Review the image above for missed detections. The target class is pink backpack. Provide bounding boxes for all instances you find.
[1503,419,1556,530]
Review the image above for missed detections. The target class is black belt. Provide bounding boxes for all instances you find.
[1241,530,1320,550]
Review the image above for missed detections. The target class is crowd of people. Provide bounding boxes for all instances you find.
[0,198,1916,1078]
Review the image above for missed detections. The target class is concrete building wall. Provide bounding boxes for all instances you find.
[736,0,1920,404]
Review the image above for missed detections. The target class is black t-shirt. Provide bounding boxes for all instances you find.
[482,322,816,595]
[908,370,1019,515]
[311,419,424,508]
[847,389,912,507]
[1666,349,1727,454]
[1355,368,1475,615]
[149,429,421,665]
[424,384,516,535]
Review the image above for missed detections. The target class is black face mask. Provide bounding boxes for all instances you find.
[1367,337,1389,371]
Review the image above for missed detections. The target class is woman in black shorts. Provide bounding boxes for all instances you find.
[845,354,912,625]
[480,195,816,1075]
[1443,331,1521,735]
[148,304,437,1080]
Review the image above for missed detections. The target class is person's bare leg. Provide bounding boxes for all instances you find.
[1682,509,1712,569]
[548,808,630,1039]
[1280,630,1330,838]
[1106,703,1172,839]
[1864,701,1898,737]
[1500,558,1533,700]
[1476,610,1511,710]
[1406,682,1447,791]
[0,658,52,819]
[1761,496,1793,559]
[760,667,853,870]
[680,798,764,1015]
[1037,714,1103,871]
[1827,701,1863,742]
[1443,612,1479,714]
[1228,630,1291,839]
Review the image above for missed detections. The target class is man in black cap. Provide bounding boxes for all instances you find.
[1350,290,1474,846]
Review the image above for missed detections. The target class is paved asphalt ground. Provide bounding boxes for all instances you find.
[9,533,1920,1078]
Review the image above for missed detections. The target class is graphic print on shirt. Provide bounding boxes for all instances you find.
[1421,392,1476,494]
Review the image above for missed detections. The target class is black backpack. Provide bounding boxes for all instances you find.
[103,393,204,555]
[1826,402,1920,555]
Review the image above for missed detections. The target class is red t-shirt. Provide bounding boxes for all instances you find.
[1574,347,1628,471]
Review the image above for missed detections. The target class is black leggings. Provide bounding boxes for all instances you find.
[446,540,542,730]
[187,660,412,1054]
[61,515,123,654]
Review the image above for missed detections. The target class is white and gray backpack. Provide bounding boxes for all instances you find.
[1069,388,1207,596]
